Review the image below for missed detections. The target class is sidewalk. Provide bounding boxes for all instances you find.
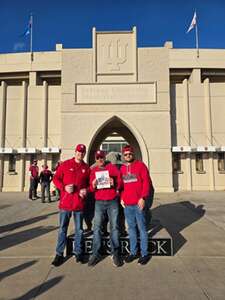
[0,191,225,300]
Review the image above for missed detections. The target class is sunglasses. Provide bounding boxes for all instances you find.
[96,156,105,160]
[124,152,133,157]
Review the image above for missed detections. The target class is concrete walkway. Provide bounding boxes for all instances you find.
[0,191,225,300]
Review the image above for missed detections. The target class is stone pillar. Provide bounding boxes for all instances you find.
[92,27,97,83]
[183,78,192,190]
[204,78,215,190]
[132,26,138,82]
[0,81,7,192]
[20,81,28,191]
[43,81,48,163]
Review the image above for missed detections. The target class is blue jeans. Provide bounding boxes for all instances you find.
[92,199,119,256]
[124,205,148,257]
[56,210,83,256]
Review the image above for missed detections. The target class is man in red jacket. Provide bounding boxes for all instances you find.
[28,159,39,200]
[88,150,123,267]
[51,144,90,267]
[120,145,153,265]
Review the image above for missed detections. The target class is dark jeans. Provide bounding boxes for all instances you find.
[41,182,51,202]
[92,198,119,256]
[124,205,148,257]
[29,178,39,199]
[56,210,83,256]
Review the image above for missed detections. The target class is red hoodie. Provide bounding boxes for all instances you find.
[90,163,122,201]
[53,158,90,211]
[120,160,152,206]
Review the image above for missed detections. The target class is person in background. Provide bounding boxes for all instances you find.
[53,161,62,201]
[28,159,39,200]
[88,150,123,267]
[120,145,153,265]
[51,144,90,267]
[39,164,53,203]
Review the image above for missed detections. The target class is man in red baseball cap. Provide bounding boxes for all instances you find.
[88,150,123,267]
[120,145,153,265]
[51,144,90,267]
[28,159,39,200]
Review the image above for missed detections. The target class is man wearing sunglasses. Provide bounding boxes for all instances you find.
[88,150,123,267]
[120,145,153,265]
[51,144,90,267]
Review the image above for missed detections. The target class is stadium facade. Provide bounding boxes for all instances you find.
[0,27,225,192]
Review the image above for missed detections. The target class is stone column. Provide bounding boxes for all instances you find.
[20,81,28,191]
[0,81,7,191]
[204,78,215,190]
[92,27,97,83]
[183,78,192,190]
[43,81,48,163]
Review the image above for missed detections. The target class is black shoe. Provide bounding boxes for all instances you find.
[124,254,138,263]
[51,254,64,267]
[88,255,101,267]
[138,255,150,265]
[75,253,84,264]
[112,254,123,267]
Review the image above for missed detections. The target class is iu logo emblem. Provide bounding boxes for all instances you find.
[103,39,128,71]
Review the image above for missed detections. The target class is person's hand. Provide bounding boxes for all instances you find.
[92,179,97,189]
[65,184,74,194]
[79,188,87,198]
[138,198,145,210]
[121,199,125,208]
[109,177,114,187]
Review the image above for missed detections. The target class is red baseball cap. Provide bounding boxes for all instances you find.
[122,145,134,154]
[95,150,106,159]
[75,144,86,153]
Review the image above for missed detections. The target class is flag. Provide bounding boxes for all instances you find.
[21,16,32,37]
[187,11,197,33]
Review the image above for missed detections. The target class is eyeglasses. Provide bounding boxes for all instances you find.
[96,156,105,160]
[124,153,133,157]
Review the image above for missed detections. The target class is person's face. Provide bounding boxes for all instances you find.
[75,151,85,162]
[33,161,37,165]
[123,151,134,163]
[95,156,105,167]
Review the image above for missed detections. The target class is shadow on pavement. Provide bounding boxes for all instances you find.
[11,276,64,300]
[151,201,205,255]
[0,260,38,281]
[0,226,57,251]
[0,204,12,210]
[0,211,58,234]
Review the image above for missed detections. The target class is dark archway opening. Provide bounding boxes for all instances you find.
[88,116,142,165]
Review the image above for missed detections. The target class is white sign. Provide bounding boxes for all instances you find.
[96,170,110,189]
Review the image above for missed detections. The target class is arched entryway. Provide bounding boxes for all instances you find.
[87,116,144,165]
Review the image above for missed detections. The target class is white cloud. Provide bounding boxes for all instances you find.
[13,42,25,51]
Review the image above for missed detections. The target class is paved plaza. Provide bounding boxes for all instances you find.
[0,191,225,300]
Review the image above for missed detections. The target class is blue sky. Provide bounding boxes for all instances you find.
[1,0,225,53]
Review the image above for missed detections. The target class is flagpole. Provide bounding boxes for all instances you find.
[195,11,199,58]
[30,13,33,62]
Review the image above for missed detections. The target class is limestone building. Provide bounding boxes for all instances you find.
[0,27,225,192]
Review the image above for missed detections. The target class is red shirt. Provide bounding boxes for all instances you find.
[120,160,152,206]
[53,158,90,211]
[90,163,122,201]
[29,165,39,179]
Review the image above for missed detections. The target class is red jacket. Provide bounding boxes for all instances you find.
[90,163,122,201]
[53,158,90,211]
[29,165,39,179]
[120,160,152,206]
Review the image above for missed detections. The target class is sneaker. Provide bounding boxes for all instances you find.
[51,254,64,267]
[124,254,138,263]
[138,255,150,265]
[75,253,84,264]
[88,255,101,267]
[112,254,123,267]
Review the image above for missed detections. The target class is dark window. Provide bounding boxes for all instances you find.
[30,154,37,164]
[196,153,204,173]
[8,155,16,172]
[218,153,225,172]
[52,154,60,171]
[173,153,181,173]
